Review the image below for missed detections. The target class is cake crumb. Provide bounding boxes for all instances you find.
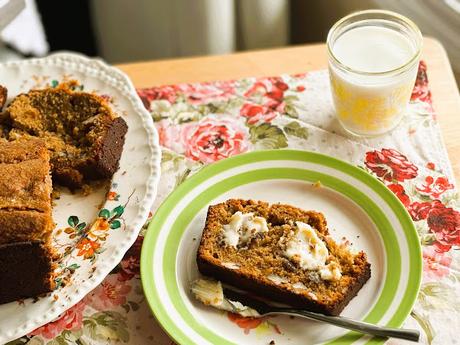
[269,341,276,345]
[51,189,61,200]
[81,184,93,196]
[313,180,322,188]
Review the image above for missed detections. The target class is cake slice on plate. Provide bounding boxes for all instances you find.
[1,82,128,189]
[197,199,371,316]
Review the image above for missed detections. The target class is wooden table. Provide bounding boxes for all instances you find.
[118,37,460,183]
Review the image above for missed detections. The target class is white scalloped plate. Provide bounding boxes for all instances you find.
[0,53,161,343]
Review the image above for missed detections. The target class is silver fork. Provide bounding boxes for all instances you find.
[223,287,420,342]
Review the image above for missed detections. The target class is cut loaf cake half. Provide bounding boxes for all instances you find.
[197,199,371,316]
[0,139,56,304]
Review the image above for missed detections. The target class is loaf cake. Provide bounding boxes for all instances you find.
[0,82,128,189]
[197,199,371,316]
[0,139,56,304]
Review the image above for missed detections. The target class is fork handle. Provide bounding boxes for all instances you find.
[269,309,420,342]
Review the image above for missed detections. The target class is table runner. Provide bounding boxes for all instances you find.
[11,62,459,345]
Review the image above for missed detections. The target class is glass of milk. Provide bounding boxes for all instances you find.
[327,10,422,137]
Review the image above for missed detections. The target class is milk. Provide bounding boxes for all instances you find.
[333,26,415,73]
[329,24,420,136]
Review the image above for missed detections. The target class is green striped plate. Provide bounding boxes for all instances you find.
[141,150,421,345]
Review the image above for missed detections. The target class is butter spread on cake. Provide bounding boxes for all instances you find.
[222,211,269,248]
[281,221,342,281]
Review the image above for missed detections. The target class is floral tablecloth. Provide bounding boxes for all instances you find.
[9,62,460,345]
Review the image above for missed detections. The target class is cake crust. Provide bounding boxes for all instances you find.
[0,137,48,163]
[0,158,52,212]
[197,199,371,316]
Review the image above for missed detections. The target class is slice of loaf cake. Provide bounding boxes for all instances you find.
[0,139,56,304]
[197,199,371,316]
[1,82,128,189]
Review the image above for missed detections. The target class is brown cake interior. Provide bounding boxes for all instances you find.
[0,241,56,304]
[197,199,371,316]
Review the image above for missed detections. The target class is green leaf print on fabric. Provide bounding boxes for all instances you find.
[46,329,83,345]
[176,168,192,187]
[161,149,190,173]
[249,123,288,149]
[411,310,434,345]
[283,103,299,119]
[83,311,129,343]
[6,337,38,345]
[283,121,309,139]
[175,111,202,124]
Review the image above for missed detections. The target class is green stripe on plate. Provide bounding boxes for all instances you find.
[141,150,421,345]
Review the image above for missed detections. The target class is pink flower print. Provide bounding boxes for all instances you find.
[426,162,435,170]
[137,86,178,109]
[427,202,460,252]
[29,301,86,339]
[244,81,269,98]
[387,183,411,207]
[239,102,277,125]
[408,201,437,221]
[177,81,236,105]
[416,176,454,199]
[84,275,132,310]
[423,246,452,280]
[365,148,418,182]
[155,119,180,150]
[411,61,431,104]
[296,85,306,92]
[180,115,248,164]
[118,256,140,282]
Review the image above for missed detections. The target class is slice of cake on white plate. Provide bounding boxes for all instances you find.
[196,199,371,316]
